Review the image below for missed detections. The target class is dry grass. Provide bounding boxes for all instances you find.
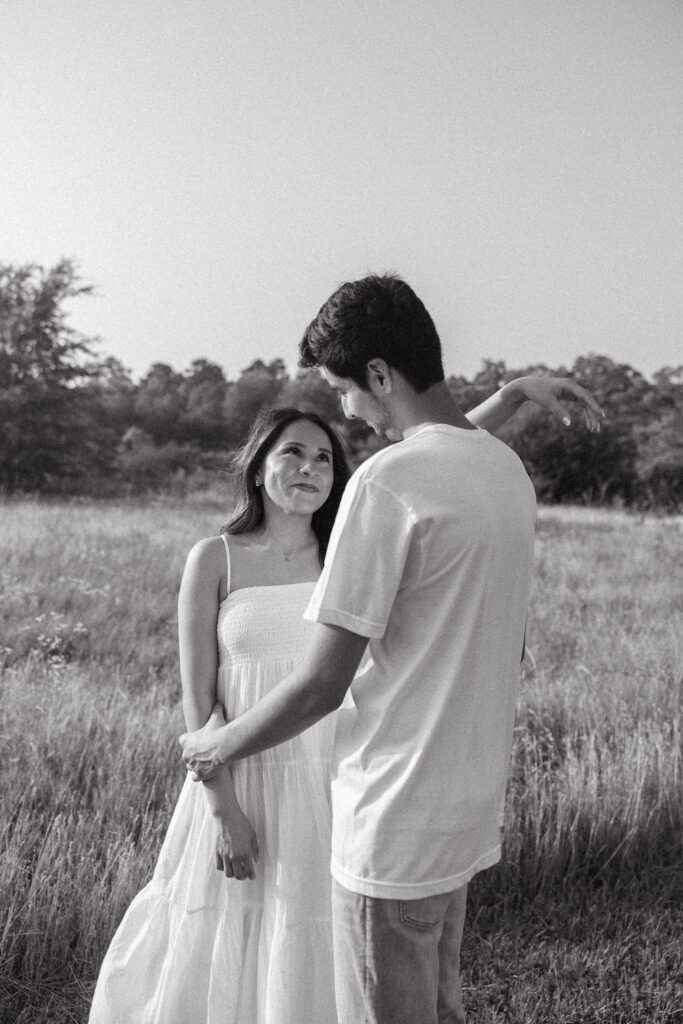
[0,498,681,1023]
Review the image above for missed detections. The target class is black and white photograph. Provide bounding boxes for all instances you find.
[1,2,681,1022]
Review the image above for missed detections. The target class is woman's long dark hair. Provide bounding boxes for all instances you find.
[221,407,350,565]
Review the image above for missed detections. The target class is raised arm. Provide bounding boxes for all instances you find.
[178,538,259,880]
[466,376,604,434]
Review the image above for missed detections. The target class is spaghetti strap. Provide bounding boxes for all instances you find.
[221,533,232,597]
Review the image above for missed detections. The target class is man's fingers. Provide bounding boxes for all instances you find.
[185,760,210,781]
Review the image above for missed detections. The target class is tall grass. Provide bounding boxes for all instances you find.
[501,508,682,895]
[0,498,681,1022]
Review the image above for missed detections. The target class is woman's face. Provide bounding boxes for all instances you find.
[257,420,334,517]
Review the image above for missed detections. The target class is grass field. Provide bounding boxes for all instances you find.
[0,496,681,1023]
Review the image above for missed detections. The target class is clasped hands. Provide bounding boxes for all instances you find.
[180,702,231,781]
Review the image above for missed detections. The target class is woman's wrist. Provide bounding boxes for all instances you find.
[207,798,243,824]
[498,378,528,410]
[202,766,241,819]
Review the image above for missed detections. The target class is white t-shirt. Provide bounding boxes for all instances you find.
[305,424,536,899]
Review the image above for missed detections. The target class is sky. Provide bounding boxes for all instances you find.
[2,0,682,383]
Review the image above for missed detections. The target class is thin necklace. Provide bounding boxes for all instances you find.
[269,538,317,561]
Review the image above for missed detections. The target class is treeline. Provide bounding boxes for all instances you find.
[1,260,682,508]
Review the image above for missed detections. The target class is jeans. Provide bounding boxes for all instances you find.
[331,880,468,1024]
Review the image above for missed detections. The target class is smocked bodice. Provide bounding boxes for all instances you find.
[217,582,316,667]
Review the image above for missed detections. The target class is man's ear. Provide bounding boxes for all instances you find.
[366,359,392,393]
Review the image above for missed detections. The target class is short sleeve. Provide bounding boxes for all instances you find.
[305,474,416,638]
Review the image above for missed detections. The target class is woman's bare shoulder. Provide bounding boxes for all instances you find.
[183,535,228,578]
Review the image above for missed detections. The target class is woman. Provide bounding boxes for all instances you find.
[90,382,602,1024]
[90,407,348,1024]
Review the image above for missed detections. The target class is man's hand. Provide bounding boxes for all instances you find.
[180,702,231,781]
[215,812,260,881]
[515,376,605,431]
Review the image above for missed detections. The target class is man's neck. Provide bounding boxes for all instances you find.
[398,382,476,439]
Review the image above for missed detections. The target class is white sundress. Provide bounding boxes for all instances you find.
[90,539,338,1024]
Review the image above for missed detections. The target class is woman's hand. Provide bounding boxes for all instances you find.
[512,376,605,431]
[467,375,605,434]
[215,812,260,881]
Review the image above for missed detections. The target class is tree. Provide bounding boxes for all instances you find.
[222,359,287,445]
[83,356,136,435]
[0,260,111,492]
[496,355,651,504]
[570,354,658,430]
[633,367,683,509]
[3,264,678,509]
[651,365,683,414]
[0,260,96,386]
[180,359,230,448]
[133,363,186,444]
[0,384,118,492]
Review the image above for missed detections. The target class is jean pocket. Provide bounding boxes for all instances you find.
[398,894,448,931]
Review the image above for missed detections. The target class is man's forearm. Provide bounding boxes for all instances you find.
[181,623,367,780]
[220,670,338,763]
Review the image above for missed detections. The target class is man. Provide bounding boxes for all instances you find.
[181,274,600,1023]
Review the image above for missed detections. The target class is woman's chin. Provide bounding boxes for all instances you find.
[278,496,326,516]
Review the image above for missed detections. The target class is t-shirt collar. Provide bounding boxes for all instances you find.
[402,422,483,440]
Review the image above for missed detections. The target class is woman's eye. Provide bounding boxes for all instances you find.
[317,453,331,463]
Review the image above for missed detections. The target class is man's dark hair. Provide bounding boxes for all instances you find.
[299,274,445,392]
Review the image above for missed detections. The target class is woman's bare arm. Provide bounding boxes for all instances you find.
[466,376,604,434]
[178,538,259,880]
